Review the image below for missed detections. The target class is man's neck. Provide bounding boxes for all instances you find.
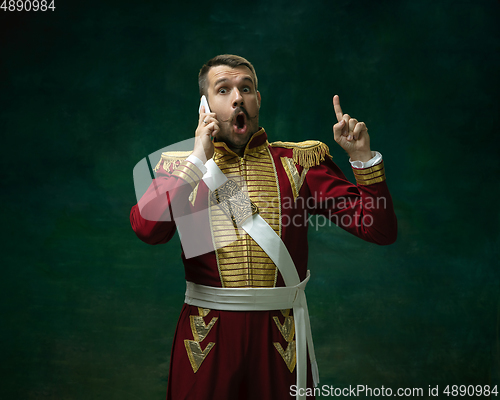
[231,146,245,157]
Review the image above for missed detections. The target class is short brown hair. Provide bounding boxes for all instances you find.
[198,54,258,97]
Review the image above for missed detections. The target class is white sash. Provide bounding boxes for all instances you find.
[193,159,319,399]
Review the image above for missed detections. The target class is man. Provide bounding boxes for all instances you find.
[130,54,397,400]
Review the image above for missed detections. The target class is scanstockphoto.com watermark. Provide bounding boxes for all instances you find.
[290,384,499,397]
[290,385,423,398]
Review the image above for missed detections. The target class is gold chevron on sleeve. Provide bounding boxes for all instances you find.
[281,157,308,201]
[273,315,295,342]
[273,341,297,373]
[184,340,215,373]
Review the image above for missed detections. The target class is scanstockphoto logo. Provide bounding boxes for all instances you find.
[290,384,500,398]
[133,139,389,258]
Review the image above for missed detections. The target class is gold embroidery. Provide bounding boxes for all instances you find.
[189,183,199,206]
[171,161,203,190]
[352,161,384,175]
[184,340,215,373]
[211,144,280,288]
[273,341,297,373]
[354,169,384,181]
[172,170,196,190]
[246,175,277,183]
[281,309,290,317]
[178,162,203,180]
[221,270,276,283]
[271,140,332,168]
[154,150,192,173]
[273,315,295,342]
[259,144,280,241]
[356,175,386,186]
[214,141,238,157]
[281,157,309,201]
[189,315,218,342]
[211,180,259,227]
[274,311,296,371]
[198,307,211,317]
[209,206,244,249]
[353,161,386,185]
[245,166,275,173]
[184,308,217,373]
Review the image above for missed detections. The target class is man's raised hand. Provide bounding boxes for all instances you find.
[193,105,219,162]
[332,95,372,162]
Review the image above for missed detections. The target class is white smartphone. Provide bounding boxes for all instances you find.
[198,95,211,114]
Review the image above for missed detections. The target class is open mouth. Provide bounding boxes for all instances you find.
[233,112,247,134]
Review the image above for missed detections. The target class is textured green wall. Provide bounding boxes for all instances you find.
[1,0,498,398]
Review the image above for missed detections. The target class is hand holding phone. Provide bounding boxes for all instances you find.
[194,95,218,161]
[198,95,216,143]
[199,95,211,114]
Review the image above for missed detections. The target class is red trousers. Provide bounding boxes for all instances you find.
[166,304,315,400]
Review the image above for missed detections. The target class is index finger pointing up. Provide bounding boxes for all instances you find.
[333,95,343,122]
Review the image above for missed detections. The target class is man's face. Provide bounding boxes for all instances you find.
[206,65,261,154]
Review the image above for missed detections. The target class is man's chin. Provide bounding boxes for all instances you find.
[230,135,252,150]
[216,124,259,152]
[234,127,259,144]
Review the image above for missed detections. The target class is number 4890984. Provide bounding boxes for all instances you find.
[1,0,56,11]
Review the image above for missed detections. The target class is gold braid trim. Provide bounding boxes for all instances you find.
[270,140,332,168]
[171,160,203,190]
[153,150,193,173]
[353,161,386,185]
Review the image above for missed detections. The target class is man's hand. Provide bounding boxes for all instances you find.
[193,106,219,162]
[332,95,372,162]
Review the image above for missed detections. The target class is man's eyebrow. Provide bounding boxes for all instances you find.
[214,78,228,87]
[241,77,254,85]
[213,76,254,87]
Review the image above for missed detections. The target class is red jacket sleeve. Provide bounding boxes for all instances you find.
[130,159,202,245]
[304,157,398,245]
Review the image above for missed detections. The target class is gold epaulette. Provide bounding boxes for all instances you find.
[270,140,332,168]
[154,150,193,173]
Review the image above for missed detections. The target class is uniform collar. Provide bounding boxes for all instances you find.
[214,128,269,157]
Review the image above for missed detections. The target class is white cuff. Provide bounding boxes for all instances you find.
[186,154,208,175]
[349,151,383,169]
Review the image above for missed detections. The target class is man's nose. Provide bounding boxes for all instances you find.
[232,89,244,108]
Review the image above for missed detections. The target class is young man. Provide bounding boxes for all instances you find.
[130,54,397,400]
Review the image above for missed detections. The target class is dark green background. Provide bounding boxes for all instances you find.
[1,0,499,399]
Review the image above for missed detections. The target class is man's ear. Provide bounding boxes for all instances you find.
[257,91,261,108]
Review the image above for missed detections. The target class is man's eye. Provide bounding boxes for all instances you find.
[242,87,251,93]
[218,88,227,94]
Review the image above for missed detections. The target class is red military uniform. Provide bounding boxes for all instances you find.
[130,128,397,400]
